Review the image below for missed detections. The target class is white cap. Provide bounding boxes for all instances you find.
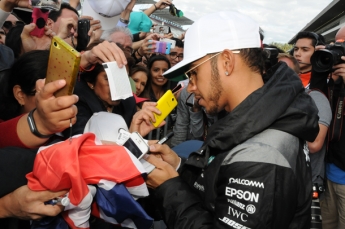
[163,11,261,81]
[82,0,130,30]
[84,112,128,142]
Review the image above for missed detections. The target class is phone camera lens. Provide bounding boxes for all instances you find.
[53,41,57,47]
[172,98,175,101]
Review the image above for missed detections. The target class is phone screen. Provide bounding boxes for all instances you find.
[123,138,144,159]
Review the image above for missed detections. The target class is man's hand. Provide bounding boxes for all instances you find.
[148,142,180,169]
[137,33,161,55]
[145,155,178,189]
[80,16,102,36]
[21,23,53,53]
[34,79,78,135]
[332,56,345,82]
[129,102,165,136]
[0,0,32,12]
[81,40,127,69]
[0,185,67,220]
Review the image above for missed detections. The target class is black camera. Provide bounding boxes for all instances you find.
[263,47,280,71]
[311,40,345,73]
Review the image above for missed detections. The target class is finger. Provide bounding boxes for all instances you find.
[53,97,79,113]
[145,154,165,166]
[22,23,36,36]
[89,19,100,26]
[35,204,64,217]
[35,79,46,91]
[38,189,69,202]
[142,101,157,109]
[148,140,159,145]
[38,80,67,100]
[109,42,127,67]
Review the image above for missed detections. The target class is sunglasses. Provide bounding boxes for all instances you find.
[169,4,183,18]
[3,21,25,30]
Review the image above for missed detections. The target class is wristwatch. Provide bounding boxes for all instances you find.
[27,108,54,138]
[119,18,129,24]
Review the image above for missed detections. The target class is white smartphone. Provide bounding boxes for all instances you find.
[116,128,131,145]
[123,132,149,160]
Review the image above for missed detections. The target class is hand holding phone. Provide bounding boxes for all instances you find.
[45,36,81,97]
[152,90,178,128]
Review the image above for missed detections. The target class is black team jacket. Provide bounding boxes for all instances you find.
[154,62,319,229]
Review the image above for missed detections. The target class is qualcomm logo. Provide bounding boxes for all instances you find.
[229,178,264,189]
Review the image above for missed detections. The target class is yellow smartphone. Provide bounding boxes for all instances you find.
[45,36,81,97]
[152,90,178,128]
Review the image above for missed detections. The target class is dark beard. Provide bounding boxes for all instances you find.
[206,55,223,115]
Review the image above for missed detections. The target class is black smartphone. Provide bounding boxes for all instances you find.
[76,19,90,52]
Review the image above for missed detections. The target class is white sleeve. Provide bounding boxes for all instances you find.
[0,8,10,28]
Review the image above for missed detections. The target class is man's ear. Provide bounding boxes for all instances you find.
[221,49,236,76]
[46,18,54,29]
[13,85,25,106]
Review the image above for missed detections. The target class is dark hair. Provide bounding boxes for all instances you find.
[5,24,24,58]
[130,65,150,97]
[147,55,171,71]
[130,64,149,77]
[0,50,49,120]
[80,63,104,85]
[171,37,183,48]
[48,2,79,22]
[295,31,325,47]
[239,48,266,75]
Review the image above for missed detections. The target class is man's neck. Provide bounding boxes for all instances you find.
[300,66,312,74]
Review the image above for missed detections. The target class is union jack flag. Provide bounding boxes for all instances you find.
[26,133,153,229]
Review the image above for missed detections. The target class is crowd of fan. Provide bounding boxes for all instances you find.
[1,0,345,228]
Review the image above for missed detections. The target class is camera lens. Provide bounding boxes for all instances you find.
[53,41,57,47]
[172,98,175,101]
[311,50,334,73]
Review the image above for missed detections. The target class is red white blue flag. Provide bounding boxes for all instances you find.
[27,133,153,229]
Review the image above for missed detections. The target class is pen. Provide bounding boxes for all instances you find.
[45,196,70,206]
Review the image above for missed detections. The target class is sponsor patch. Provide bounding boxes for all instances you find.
[194,181,205,192]
[225,187,259,203]
[219,216,251,229]
[227,199,245,210]
[228,178,264,189]
[228,206,248,222]
[246,204,256,214]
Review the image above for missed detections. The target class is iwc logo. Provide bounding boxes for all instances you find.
[246,204,256,214]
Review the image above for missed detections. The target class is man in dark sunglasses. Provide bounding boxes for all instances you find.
[166,37,184,67]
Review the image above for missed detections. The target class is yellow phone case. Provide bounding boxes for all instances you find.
[45,36,81,97]
[152,90,178,128]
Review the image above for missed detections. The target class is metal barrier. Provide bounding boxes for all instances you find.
[147,114,172,140]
